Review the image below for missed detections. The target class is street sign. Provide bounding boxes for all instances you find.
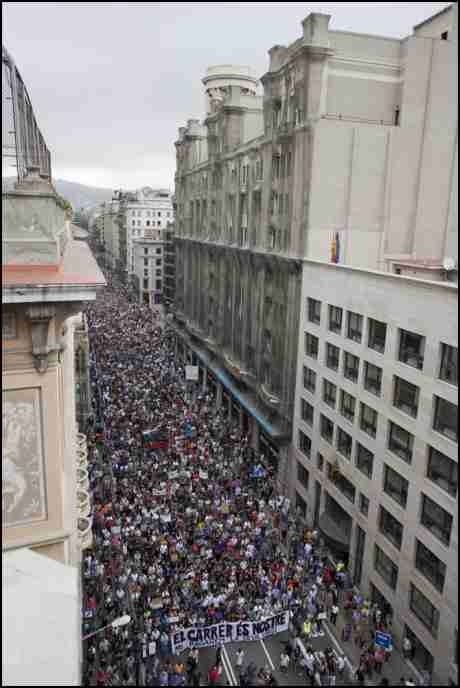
[375,631,392,649]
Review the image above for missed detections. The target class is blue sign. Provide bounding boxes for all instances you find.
[375,631,392,649]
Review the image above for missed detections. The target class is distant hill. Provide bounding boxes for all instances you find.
[2,177,114,210]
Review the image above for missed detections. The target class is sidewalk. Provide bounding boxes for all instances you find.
[324,612,423,687]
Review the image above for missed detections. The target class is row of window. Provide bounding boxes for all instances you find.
[303,342,458,442]
[144,248,163,256]
[132,220,164,228]
[299,399,457,498]
[143,279,163,291]
[131,210,171,218]
[307,299,458,386]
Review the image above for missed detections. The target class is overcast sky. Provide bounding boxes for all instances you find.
[2,2,452,191]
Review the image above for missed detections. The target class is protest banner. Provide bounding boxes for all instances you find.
[171,612,289,655]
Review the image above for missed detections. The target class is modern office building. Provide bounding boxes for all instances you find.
[173,3,458,487]
[291,259,458,685]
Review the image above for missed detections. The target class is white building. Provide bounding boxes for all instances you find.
[291,259,458,686]
[133,236,166,311]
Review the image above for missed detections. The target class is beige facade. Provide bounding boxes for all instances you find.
[292,259,458,685]
[173,4,458,482]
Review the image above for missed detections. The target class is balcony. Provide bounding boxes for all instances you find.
[223,352,251,382]
[78,516,93,550]
[276,121,294,143]
[77,489,91,518]
[259,382,281,407]
[77,467,89,492]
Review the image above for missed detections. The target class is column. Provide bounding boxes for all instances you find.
[216,383,223,409]
[251,418,260,452]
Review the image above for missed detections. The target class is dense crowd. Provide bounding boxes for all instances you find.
[81,272,399,687]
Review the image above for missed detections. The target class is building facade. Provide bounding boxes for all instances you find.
[133,236,167,310]
[291,259,458,685]
[173,4,458,484]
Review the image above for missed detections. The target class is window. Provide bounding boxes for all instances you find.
[394,377,419,418]
[144,258,149,267]
[305,333,319,359]
[360,403,378,438]
[410,584,439,637]
[320,415,334,444]
[328,464,356,503]
[144,248,149,255]
[317,453,324,472]
[156,270,162,277]
[2,312,16,340]
[383,465,408,508]
[143,279,149,289]
[441,30,448,39]
[337,428,353,459]
[303,366,316,393]
[156,280,162,290]
[433,396,458,442]
[415,540,446,594]
[368,319,387,354]
[156,259,162,267]
[146,221,151,227]
[427,446,458,498]
[297,462,310,490]
[340,391,356,423]
[301,399,314,426]
[347,312,363,343]
[360,494,370,517]
[307,298,321,325]
[156,248,162,255]
[356,444,374,479]
[329,305,343,334]
[144,269,149,278]
[132,220,136,227]
[379,506,403,549]
[364,362,383,397]
[158,212,162,217]
[326,343,340,371]
[299,430,312,459]
[344,352,360,382]
[296,492,307,518]
[399,329,425,370]
[421,494,453,546]
[388,421,414,464]
[158,221,161,227]
[323,380,337,409]
[439,344,458,386]
[404,626,434,675]
[374,545,399,589]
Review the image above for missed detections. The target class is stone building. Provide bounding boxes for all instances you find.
[173,4,458,484]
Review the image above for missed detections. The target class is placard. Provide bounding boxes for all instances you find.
[185,365,199,381]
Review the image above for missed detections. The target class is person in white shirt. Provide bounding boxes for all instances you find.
[235,648,245,674]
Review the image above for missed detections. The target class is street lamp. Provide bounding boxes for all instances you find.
[82,614,131,641]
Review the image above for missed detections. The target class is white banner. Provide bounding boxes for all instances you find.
[171,612,289,655]
[185,365,199,381]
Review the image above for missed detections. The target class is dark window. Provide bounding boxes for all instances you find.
[427,446,458,498]
[440,344,458,386]
[394,106,400,127]
[301,398,314,426]
[344,352,360,383]
[360,403,378,438]
[297,462,310,490]
[146,220,150,227]
[317,453,324,472]
[329,305,343,334]
[410,584,440,637]
[143,279,149,289]
[379,506,404,550]
[296,492,307,518]
[368,319,387,353]
[320,415,334,444]
[308,298,321,325]
[326,343,340,371]
[359,493,369,517]
[156,280,162,290]
[388,421,414,464]
[394,377,419,418]
[421,494,453,546]
[404,626,434,675]
[383,465,408,508]
[374,545,398,590]
[156,259,162,266]
[347,311,363,343]
[433,396,458,443]
[328,463,356,503]
[144,248,148,255]
[356,444,374,479]
[441,30,448,39]
[303,366,316,393]
[340,390,356,423]
[415,540,446,594]
[299,430,312,459]
[144,258,149,267]
[337,428,353,459]
[399,329,425,370]
[323,379,337,409]
[156,248,162,255]
[364,362,383,396]
[305,333,319,359]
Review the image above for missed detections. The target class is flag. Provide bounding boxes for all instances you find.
[331,232,340,264]
[142,428,169,449]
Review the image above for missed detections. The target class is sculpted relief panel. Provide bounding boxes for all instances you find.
[2,388,47,528]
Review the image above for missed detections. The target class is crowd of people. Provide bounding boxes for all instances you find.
[81,270,415,687]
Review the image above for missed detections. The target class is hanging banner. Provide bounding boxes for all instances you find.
[171,612,289,655]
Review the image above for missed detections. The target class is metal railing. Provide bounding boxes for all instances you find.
[2,45,52,185]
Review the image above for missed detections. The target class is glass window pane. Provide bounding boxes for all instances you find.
[433,397,458,443]
[439,344,458,386]
[399,329,425,370]
[384,465,408,508]
[427,446,458,497]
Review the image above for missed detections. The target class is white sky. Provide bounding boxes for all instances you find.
[2,2,453,190]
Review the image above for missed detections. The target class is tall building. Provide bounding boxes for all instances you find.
[173,3,458,486]
[132,235,167,310]
[2,45,105,686]
[292,260,458,685]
